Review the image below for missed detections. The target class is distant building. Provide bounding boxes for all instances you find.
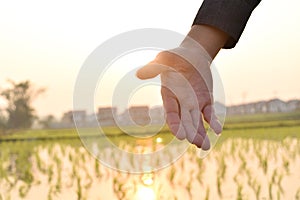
[98,107,117,126]
[214,102,227,116]
[55,98,300,128]
[129,106,151,126]
[61,110,86,127]
[120,106,151,126]
[267,99,286,113]
[149,106,165,125]
[85,114,99,127]
[287,100,300,112]
[227,99,300,115]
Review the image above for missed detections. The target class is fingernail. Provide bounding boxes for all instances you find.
[201,136,210,151]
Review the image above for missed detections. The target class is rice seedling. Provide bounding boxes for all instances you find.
[217,155,227,180]
[47,185,54,200]
[252,179,261,200]
[60,145,66,157]
[80,151,86,163]
[236,182,243,200]
[76,176,82,200]
[34,151,46,174]
[196,157,205,185]
[261,156,268,175]
[94,159,102,178]
[217,176,222,198]
[112,176,127,200]
[186,179,192,200]
[168,166,176,186]
[83,166,93,190]
[282,156,290,174]
[277,189,281,200]
[215,154,226,198]
[295,187,300,200]
[245,168,252,187]
[204,187,210,200]
[271,169,277,184]
[268,181,273,200]
[68,150,74,162]
[47,164,54,184]
[277,173,284,195]
[53,155,62,194]
[18,183,31,198]
[230,139,236,155]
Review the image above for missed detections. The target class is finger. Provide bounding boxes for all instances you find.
[203,105,222,135]
[161,87,185,140]
[136,62,170,80]
[191,110,210,150]
[181,109,204,147]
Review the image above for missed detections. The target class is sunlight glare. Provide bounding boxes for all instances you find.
[156,137,163,143]
[141,173,154,186]
[135,186,156,200]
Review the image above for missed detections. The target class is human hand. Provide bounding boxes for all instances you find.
[136,41,222,150]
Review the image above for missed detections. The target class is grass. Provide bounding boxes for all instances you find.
[0,111,299,141]
[0,125,172,143]
[225,111,300,123]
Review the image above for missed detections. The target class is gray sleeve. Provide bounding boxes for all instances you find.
[193,0,261,48]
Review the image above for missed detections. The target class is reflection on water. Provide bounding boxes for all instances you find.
[135,186,155,200]
[0,137,300,199]
[141,173,154,186]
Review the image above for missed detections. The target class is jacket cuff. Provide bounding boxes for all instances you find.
[192,0,261,49]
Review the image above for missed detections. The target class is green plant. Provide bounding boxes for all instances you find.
[76,176,82,200]
[295,187,300,200]
[204,187,210,200]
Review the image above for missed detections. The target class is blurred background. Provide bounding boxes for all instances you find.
[0,0,300,199]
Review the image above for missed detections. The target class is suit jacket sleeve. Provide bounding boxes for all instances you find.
[193,0,261,48]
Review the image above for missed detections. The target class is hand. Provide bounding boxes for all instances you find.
[136,48,222,150]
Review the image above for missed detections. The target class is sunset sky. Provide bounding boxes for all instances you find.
[0,0,300,118]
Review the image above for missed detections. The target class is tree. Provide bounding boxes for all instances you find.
[39,115,55,129]
[0,109,7,132]
[0,80,45,129]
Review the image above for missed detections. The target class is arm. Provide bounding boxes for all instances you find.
[136,0,261,149]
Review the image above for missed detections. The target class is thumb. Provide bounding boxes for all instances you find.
[136,62,170,80]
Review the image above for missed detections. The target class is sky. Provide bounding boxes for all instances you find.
[0,0,300,118]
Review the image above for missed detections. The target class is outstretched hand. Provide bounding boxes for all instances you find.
[136,48,222,150]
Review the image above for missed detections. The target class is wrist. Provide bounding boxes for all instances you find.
[167,34,212,70]
[186,25,229,59]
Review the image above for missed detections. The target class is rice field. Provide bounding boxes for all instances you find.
[0,112,300,200]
